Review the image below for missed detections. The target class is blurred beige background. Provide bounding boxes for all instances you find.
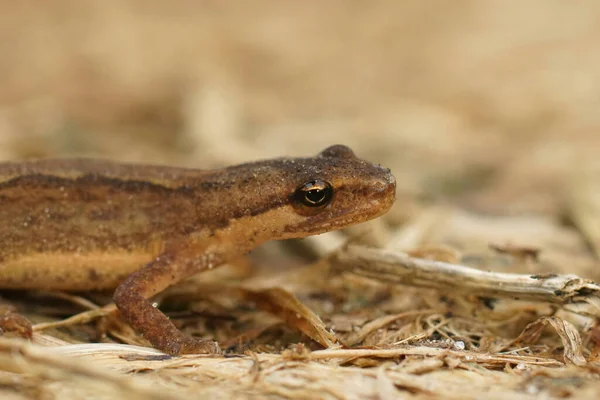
[1,1,600,213]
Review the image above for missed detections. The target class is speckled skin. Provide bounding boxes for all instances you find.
[0,145,395,355]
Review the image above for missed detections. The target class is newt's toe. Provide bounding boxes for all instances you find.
[0,309,33,339]
[179,337,222,355]
[160,334,222,356]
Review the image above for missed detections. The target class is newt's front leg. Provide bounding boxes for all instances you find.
[113,245,225,356]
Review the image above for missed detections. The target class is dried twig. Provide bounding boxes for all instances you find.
[33,305,116,332]
[294,347,563,367]
[332,245,600,318]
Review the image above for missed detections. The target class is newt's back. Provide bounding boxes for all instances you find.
[0,159,207,290]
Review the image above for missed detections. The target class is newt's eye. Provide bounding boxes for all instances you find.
[294,180,333,207]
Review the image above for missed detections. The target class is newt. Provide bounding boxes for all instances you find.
[0,145,395,355]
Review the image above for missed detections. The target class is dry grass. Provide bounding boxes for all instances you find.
[1,1,600,399]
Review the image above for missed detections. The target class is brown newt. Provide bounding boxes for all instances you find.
[0,145,395,355]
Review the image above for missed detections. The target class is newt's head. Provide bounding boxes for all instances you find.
[211,144,396,242]
[279,145,395,237]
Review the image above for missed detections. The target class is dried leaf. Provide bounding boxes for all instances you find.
[513,316,587,366]
[243,287,340,349]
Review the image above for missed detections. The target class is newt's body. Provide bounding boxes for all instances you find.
[0,145,395,355]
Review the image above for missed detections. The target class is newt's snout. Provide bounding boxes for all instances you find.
[373,166,396,191]
[367,165,396,217]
